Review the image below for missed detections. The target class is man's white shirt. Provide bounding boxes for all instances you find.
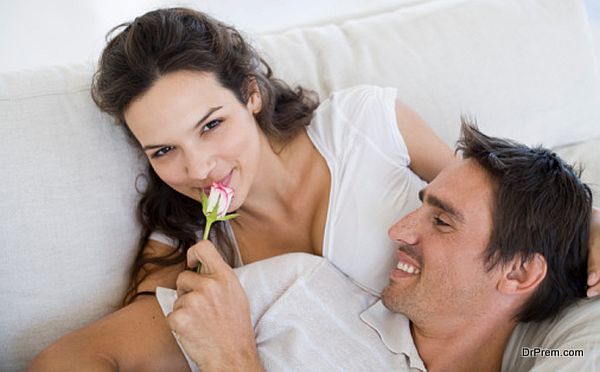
[157,253,426,371]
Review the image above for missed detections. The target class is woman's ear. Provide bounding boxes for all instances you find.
[498,253,547,295]
[245,78,262,114]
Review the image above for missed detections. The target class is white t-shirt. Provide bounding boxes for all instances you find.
[307,85,425,294]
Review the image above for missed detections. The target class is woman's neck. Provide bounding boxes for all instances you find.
[231,129,331,262]
[238,130,321,220]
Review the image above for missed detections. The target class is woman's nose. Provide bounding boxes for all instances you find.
[184,147,216,180]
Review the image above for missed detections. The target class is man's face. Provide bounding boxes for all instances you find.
[382,159,502,327]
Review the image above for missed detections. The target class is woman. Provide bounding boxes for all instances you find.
[30,7,600,371]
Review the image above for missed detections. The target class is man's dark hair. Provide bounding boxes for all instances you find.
[456,119,592,322]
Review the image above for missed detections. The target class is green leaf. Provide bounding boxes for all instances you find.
[201,190,208,215]
[219,213,240,221]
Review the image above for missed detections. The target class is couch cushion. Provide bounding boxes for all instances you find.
[257,0,600,148]
[555,137,600,208]
[0,64,146,370]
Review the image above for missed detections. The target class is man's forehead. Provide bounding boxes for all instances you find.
[423,159,494,217]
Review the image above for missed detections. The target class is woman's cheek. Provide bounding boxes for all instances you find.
[154,163,185,189]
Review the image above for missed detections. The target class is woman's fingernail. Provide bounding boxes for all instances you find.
[587,289,598,298]
[588,272,598,286]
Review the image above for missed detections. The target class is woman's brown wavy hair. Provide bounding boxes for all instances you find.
[91,7,318,305]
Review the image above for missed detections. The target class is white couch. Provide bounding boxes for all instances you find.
[2,0,600,370]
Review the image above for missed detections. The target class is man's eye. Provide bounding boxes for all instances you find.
[152,146,174,158]
[202,119,222,133]
[433,217,450,227]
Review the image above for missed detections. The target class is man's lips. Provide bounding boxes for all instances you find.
[394,248,422,275]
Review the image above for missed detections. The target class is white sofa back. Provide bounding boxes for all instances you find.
[2,0,599,370]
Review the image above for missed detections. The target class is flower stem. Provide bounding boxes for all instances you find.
[202,220,213,241]
[196,219,214,273]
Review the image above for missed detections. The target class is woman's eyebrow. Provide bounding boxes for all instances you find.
[142,105,223,151]
[193,105,223,130]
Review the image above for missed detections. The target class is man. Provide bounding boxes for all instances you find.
[163,122,592,371]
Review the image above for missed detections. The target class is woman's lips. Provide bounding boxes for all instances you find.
[218,170,233,187]
[199,170,234,197]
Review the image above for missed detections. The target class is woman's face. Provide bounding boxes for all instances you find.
[124,70,263,212]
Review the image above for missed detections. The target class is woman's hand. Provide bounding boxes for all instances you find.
[167,241,263,372]
[588,207,600,297]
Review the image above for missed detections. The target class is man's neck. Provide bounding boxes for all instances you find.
[411,316,517,372]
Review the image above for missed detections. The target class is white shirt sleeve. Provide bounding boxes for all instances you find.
[148,230,177,247]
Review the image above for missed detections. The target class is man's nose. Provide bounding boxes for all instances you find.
[388,209,419,245]
[184,147,216,180]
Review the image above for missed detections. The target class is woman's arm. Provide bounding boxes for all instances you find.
[394,100,456,182]
[28,241,188,372]
[134,240,186,296]
[28,297,190,371]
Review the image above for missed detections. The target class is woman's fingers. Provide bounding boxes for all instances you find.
[186,240,228,274]
[587,207,600,297]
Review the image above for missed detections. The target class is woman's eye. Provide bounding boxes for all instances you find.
[201,119,222,133]
[152,146,174,158]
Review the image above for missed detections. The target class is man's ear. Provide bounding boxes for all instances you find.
[497,253,547,295]
[245,77,262,114]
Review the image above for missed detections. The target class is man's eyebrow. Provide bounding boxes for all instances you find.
[142,106,223,151]
[418,189,465,224]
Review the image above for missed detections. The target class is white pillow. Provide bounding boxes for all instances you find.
[555,137,600,208]
[257,0,600,148]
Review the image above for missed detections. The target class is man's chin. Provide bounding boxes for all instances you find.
[381,284,402,313]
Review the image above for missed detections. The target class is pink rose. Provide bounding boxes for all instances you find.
[197,182,239,273]
[205,183,234,218]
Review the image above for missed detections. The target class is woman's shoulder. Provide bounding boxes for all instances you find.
[309,85,398,149]
[307,84,401,167]
[312,84,396,125]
